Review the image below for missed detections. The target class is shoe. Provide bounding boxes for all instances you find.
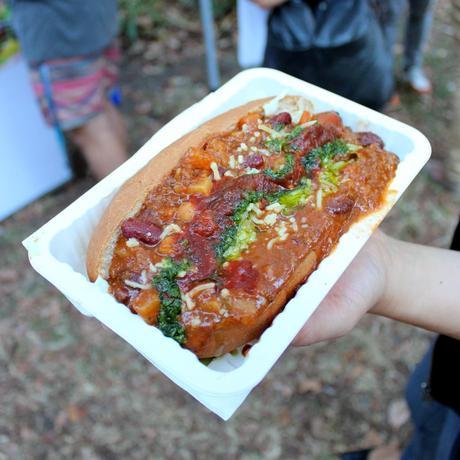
[402,66,433,94]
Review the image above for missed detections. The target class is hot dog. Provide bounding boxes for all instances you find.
[87,95,399,358]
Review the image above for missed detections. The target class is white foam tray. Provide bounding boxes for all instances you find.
[23,68,431,420]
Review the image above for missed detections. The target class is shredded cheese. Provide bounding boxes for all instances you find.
[224,170,235,177]
[247,203,262,216]
[181,292,195,310]
[301,119,318,128]
[124,279,149,290]
[229,155,236,169]
[240,143,248,151]
[187,282,215,298]
[126,238,139,248]
[267,237,278,250]
[316,189,323,210]
[149,262,158,273]
[210,161,221,181]
[159,223,181,240]
[259,124,282,138]
[238,154,244,164]
[264,213,277,226]
[220,288,230,298]
[190,317,202,326]
[289,216,298,232]
[266,202,285,213]
[252,216,265,225]
[258,149,271,156]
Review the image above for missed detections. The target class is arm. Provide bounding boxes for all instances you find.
[250,0,288,9]
[373,236,460,338]
[294,231,460,346]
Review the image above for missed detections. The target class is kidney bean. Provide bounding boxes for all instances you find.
[269,111,292,127]
[244,154,264,169]
[121,218,162,245]
[357,132,384,149]
[326,195,355,215]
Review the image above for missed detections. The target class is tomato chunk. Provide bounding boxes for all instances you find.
[315,111,343,128]
[224,260,259,294]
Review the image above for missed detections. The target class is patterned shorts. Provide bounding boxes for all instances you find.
[30,43,120,130]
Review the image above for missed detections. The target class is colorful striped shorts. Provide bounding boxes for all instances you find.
[30,43,120,131]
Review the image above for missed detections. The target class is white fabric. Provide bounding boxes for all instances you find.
[237,0,269,68]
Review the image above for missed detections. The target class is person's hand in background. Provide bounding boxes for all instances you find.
[294,230,460,346]
[250,0,288,9]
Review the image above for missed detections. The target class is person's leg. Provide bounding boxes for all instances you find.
[69,101,127,180]
[105,99,128,153]
[403,0,436,92]
[401,344,449,460]
[404,0,435,69]
[435,409,460,459]
[374,0,405,55]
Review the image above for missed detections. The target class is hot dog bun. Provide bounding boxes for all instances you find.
[87,98,271,282]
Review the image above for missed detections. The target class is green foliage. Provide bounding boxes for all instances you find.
[152,258,190,344]
[118,0,235,43]
[118,0,166,42]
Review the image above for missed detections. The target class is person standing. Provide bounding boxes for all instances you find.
[9,0,128,180]
[376,0,436,94]
[252,0,395,111]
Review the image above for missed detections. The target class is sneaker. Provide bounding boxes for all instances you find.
[402,66,433,94]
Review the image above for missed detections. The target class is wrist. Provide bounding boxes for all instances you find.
[368,230,398,316]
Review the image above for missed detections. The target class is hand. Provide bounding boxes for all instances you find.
[293,230,392,346]
[250,0,288,9]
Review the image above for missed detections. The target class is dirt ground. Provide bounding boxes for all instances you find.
[1,2,459,459]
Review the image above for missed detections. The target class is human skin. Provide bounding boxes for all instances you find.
[250,0,288,9]
[294,230,460,346]
[70,101,128,180]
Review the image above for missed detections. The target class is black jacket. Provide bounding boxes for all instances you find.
[429,219,460,415]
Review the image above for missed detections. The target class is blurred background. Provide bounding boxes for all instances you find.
[1,0,459,458]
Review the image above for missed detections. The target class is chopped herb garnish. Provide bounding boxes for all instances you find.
[232,191,265,224]
[152,258,190,344]
[263,154,295,180]
[302,139,350,174]
[265,126,305,154]
[215,191,264,262]
[276,178,312,208]
[265,137,286,153]
[288,125,305,140]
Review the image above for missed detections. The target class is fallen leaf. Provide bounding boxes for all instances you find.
[297,378,322,394]
[66,404,86,423]
[0,268,19,283]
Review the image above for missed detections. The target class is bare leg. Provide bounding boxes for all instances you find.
[105,100,128,149]
[70,103,128,180]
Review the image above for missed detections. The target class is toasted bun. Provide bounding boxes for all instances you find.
[86,98,271,282]
[189,251,317,358]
